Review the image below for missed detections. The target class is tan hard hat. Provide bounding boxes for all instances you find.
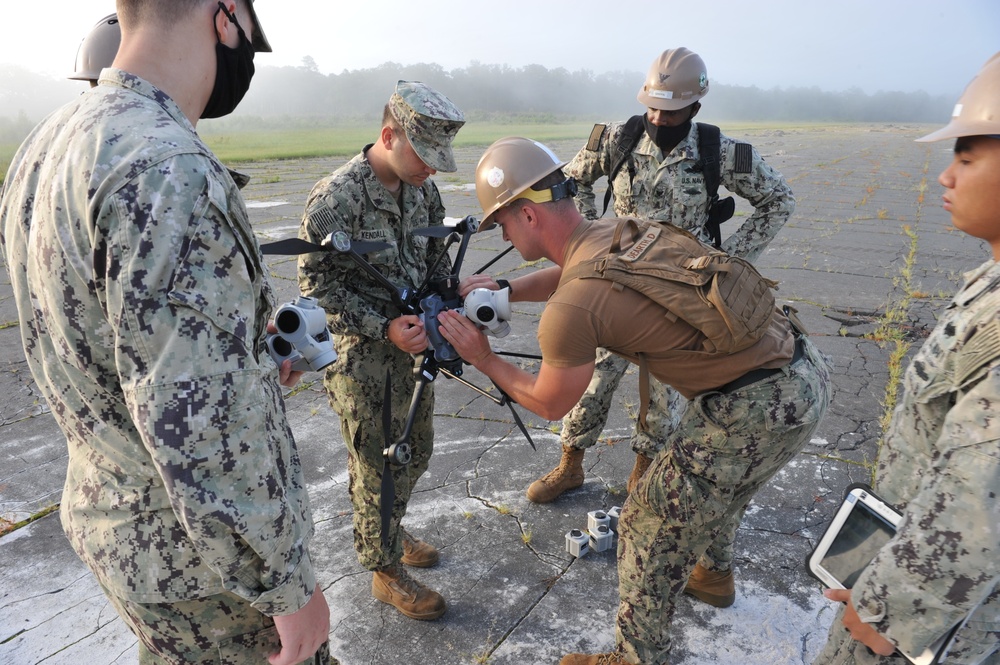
[68,14,120,82]
[475,137,567,231]
[637,47,709,111]
[917,52,1000,142]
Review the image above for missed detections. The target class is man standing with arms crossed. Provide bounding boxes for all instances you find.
[528,46,796,610]
[1,2,331,663]
[298,81,464,622]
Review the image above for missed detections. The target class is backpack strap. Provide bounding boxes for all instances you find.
[697,123,721,200]
[602,115,646,217]
[697,122,733,249]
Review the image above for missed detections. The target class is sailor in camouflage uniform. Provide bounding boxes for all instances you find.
[0,2,332,664]
[814,53,1000,665]
[297,81,464,621]
[529,47,795,611]
[439,137,829,665]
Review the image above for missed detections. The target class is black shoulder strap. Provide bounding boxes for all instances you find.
[696,122,721,199]
[696,123,735,249]
[602,114,646,217]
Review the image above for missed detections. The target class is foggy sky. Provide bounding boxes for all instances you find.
[1,0,997,97]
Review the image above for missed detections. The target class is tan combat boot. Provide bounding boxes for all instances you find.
[559,652,631,665]
[683,562,736,608]
[626,453,653,495]
[400,528,439,568]
[526,445,585,503]
[372,565,446,620]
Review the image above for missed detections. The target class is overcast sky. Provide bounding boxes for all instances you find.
[1,0,996,97]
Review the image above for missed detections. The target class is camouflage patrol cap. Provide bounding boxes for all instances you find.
[917,52,1000,142]
[388,81,466,172]
[68,14,120,82]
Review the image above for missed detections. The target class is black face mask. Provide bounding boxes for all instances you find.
[643,115,692,154]
[201,2,255,119]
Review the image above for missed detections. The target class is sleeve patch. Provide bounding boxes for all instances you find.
[306,201,337,237]
[734,143,753,174]
[957,318,1000,389]
[586,124,607,152]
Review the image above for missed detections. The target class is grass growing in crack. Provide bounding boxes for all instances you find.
[0,503,60,538]
[521,526,533,545]
[863,224,919,486]
[471,648,493,664]
[495,504,512,515]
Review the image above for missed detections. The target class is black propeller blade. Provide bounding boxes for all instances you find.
[412,215,480,239]
[380,370,394,548]
[259,234,390,257]
[259,237,324,256]
[411,226,455,239]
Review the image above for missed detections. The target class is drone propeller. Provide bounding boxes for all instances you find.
[259,233,390,257]
[380,370,394,548]
[410,226,454,239]
[412,215,480,240]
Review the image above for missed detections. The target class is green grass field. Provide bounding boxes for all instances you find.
[0,121,598,185]
[0,120,876,186]
[198,121,600,163]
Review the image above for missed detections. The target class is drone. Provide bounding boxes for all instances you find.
[260,218,538,546]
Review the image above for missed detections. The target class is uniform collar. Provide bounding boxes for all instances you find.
[97,68,197,136]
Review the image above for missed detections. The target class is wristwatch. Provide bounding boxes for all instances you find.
[496,278,512,295]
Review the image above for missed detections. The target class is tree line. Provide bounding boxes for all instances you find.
[0,60,953,144]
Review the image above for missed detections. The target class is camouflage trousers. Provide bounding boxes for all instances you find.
[614,337,832,665]
[325,347,435,570]
[560,347,687,457]
[813,591,1000,665]
[101,583,336,664]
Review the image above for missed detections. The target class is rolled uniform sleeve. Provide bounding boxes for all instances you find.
[852,367,1000,656]
[108,159,315,616]
[565,123,616,221]
[718,137,795,262]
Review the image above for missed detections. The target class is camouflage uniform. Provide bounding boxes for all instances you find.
[0,70,322,662]
[297,84,462,570]
[814,260,1000,665]
[616,337,831,664]
[562,121,794,481]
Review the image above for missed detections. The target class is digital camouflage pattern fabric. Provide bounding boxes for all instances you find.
[297,150,452,569]
[0,68,317,617]
[814,260,1000,665]
[559,121,794,468]
[566,121,794,262]
[616,338,831,664]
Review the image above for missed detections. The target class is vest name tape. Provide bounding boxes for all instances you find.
[622,224,661,262]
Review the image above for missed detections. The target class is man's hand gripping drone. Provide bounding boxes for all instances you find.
[261,218,535,546]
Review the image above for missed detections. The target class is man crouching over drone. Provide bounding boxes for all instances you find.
[437,137,832,665]
[297,81,464,622]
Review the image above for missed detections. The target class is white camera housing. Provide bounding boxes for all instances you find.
[266,296,338,372]
[462,287,512,338]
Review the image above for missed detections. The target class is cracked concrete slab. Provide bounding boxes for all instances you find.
[1,124,987,664]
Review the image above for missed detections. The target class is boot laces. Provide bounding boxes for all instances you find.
[389,566,424,595]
